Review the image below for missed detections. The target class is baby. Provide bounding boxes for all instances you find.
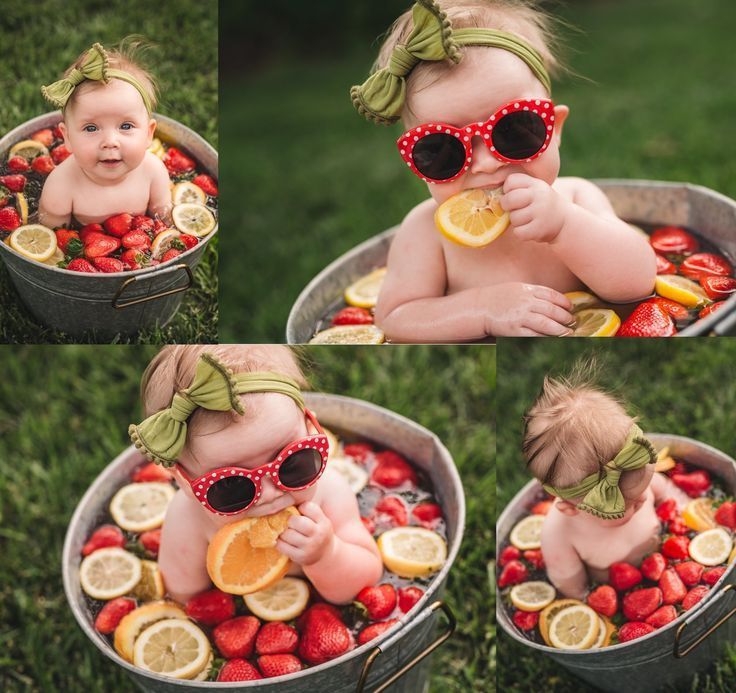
[38,42,172,228]
[352,0,656,341]
[130,345,383,604]
[522,372,689,600]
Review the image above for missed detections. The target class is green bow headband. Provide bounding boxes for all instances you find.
[351,0,551,125]
[129,353,305,467]
[542,425,657,520]
[42,42,153,113]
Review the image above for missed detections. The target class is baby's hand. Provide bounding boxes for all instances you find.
[276,502,335,566]
[502,173,569,243]
[483,282,574,337]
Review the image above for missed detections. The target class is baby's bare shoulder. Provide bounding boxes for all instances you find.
[142,151,169,177]
[555,176,616,215]
[392,198,442,248]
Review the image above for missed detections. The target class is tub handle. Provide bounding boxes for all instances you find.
[112,263,193,309]
[674,583,736,658]
[356,600,456,693]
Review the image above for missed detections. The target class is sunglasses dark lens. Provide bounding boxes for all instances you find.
[207,476,256,513]
[491,111,547,160]
[278,449,323,488]
[412,133,466,180]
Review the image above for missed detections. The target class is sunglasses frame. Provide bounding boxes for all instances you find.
[397,98,556,184]
[176,408,330,516]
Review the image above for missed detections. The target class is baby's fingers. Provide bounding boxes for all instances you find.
[525,312,572,336]
[533,300,575,328]
[501,187,533,212]
[531,285,573,311]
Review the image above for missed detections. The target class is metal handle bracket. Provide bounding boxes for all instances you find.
[112,263,193,309]
[674,583,736,658]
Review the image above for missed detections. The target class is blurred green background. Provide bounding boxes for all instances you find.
[219,0,736,342]
[0,344,494,691]
[496,339,736,691]
[0,0,217,344]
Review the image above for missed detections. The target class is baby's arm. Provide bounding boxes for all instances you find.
[146,153,173,223]
[650,471,691,510]
[38,167,73,229]
[541,508,589,600]
[375,200,574,340]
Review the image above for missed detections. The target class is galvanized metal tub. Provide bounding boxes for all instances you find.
[496,434,736,693]
[0,112,218,339]
[286,180,736,343]
[63,392,464,692]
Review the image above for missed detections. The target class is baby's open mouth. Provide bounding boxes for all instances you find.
[99,159,122,165]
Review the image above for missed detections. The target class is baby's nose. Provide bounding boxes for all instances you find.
[101,131,120,147]
[257,475,283,504]
[469,135,505,175]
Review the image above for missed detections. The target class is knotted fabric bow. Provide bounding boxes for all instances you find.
[42,42,153,113]
[542,425,657,520]
[129,353,305,467]
[350,0,551,125]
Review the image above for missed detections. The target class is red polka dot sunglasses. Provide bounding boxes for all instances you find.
[177,409,330,516]
[397,98,556,184]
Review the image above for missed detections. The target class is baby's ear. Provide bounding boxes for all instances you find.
[552,104,569,143]
[146,118,156,146]
[555,499,579,516]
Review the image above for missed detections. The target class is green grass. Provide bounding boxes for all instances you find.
[0,0,217,344]
[218,0,736,343]
[0,345,495,692]
[496,339,736,691]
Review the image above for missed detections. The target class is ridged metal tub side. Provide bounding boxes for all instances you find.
[0,112,218,339]
[63,393,465,692]
[496,434,736,693]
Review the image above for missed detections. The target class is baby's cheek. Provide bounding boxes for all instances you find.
[290,486,318,506]
[426,180,466,205]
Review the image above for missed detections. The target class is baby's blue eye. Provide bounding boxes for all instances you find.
[83,125,97,133]
[120,123,134,130]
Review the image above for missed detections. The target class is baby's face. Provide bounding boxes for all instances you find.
[60,79,155,184]
[404,47,568,205]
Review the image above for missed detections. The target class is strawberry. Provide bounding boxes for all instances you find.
[0,174,26,192]
[675,561,704,586]
[648,297,690,323]
[499,546,521,567]
[50,144,71,164]
[52,124,64,140]
[498,559,529,588]
[702,567,727,586]
[93,257,125,273]
[54,229,80,254]
[0,207,21,231]
[82,524,125,556]
[139,529,161,556]
[217,658,262,681]
[398,586,424,613]
[7,156,30,172]
[412,502,442,528]
[331,306,373,326]
[357,619,400,645]
[131,214,155,233]
[715,501,736,529]
[682,585,709,610]
[623,587,662,621]
[179,233,198,250]
[679,253,733,281]
[618,621,655,643]
[650,226,699,255]
[640,552,667,582]
[84,232,120,259]
[31,155,55,175]
[655,499,677,522]
[662,535,690,560]
[153,218,168,233]
[700,276,736,301]
[298,603,354,665]
[121,248,150,270]
[671,470,711,497]
[659,567,687,605]
[163,146,196,174]
[668,517,689,535]
[361,515,375,534]
[699,302,727,320]
[132,462,174,483]
[618,302,676,337]
[255,622,299,655]
[344,443,373,463]
[94,597,136,634]
[213,615,260,658]
[523,549,545,570]
[670,462,689,476]
[512,610,539,631]
[655,253,676,274]
[355,584,397,620]
[162,248,182,262]
[31,128,54,147]
[374,496,408,527]
[587,585,617,617]
[103,213,134,237]
[609,562,643,592]
[66,258,98,273]
[645,605,677,629]
[258,653,302,678]
[371,451,418,488]
[193,173,218,196]
[122,228,152,249]
[79,223,104,242]
[531,500,553,515]
[185,589,236,626]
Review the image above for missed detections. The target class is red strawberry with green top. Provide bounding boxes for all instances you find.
[618,302,676,337]
[645,605,677,629]
[343,443,373,463]
[255,622,299,655]
[179,233,198,250]
[675,561,704,586]
[82,524,124,555]
[298,603,354,665]
[659,567,687,605]
[258,653,302,678]
[31,155,55,175]
[357,619,400,645]
[412,502,442,528]
[355,584,397,620]
[139,529,161,556]
[512,610,539,631]
[662,535,690,560]
[84,232,120,259]
[640,552,667,582]
[703,567,727,586]
[31,128,54,147]
[193,173,218,196]
[618,621,655,643]
[93,257,125,273]
[623,587,662,621]
[374,496,408,527]
[499,546,521,567]
[55,229,81,254]
[121,248,149,270]
[0,206,22,231]
[162,248,182,262]
[185,589,236,626]
[331,306,373,326]
[50,144,71,164]
[587,585,617,617]
[217,658,262,682]
[682,585,709,610]
[668,517,689,535]
[94,597,136,634]
[371,451,417,488]
[655,253,676,275]
[523,549,545,570]
[398,586,424,613]
[656,499,677,522]
[650,226,699,255]
[680,253,733,281]
[103,213,134,237]
[0,175,26,192]
[671,470,711,497]
[79,223,104,242]
[531,500,553,515]
[700,276,736,301]
[715,501,736,529]
[213,615,260,659]
[122,228,151,249]
[498,559,528,588]
[132,462,174,483]
[648,297,690,323]
[66,258,98,273]
[7,156,30,172]
[163,146,196,173]
[609,562,643,592]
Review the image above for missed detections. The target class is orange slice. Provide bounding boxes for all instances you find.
[434,187,509,247]
[682,498,716,532]
[655,275,710,308]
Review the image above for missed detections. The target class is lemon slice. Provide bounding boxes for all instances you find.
[43,246,65,267]
[9,139,49,160]
[16,192,28,224]
[689,528,733,566]
[114,600,188,662]
[591,615,615,648]
[172,203,216,237]
[329,454,369,493]
[109,482,175,532]
[509,514,544,551]
[193,652,214,681]
[377,526,447,577]
[729,546,736,564]
[539,598,583,646]
[150,228,181,259]
[132,560,166,601]
[655,275,710,308]
[509,581,556,611]
[565,291,598,312]
[9,225,57,262]
[344,268,387,308]
[133,618,211,680]
[434,187,510,247]
[309,325,385,345]
[172,181,206,205]
[548,604,600,650]
[683,498,716,532]
[79,547,142,600]
[569,308,621,337]
[243,576,310,621]
[654,446,676,473]
[148,138,165,158]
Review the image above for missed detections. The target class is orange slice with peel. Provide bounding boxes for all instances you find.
[206,506,298,595]
[682,498,716,532]
[539,598,584,646]
[434,187,509,247]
